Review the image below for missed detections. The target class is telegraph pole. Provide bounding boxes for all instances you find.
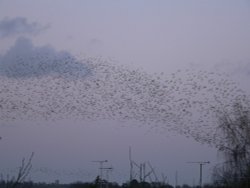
[100,167,113,182]
[100,167,113,188]
[187,161,210,188]
[92,160,108,188]
[92,160,108,180]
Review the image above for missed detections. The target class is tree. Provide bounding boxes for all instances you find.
[212,100,250,187]
[5,152,34,188]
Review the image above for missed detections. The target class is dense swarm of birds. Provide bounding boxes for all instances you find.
[0,54,249,147]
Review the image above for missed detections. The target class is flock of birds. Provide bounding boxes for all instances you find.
[0,53,249,148]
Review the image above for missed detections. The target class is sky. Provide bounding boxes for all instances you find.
[0,0,250,186]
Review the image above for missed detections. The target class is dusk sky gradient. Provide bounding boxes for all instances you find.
[0,0,250,186]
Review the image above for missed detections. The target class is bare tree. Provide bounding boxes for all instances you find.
[6,152,34,188]
[213,100,250,187]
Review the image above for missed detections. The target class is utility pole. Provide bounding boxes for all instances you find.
[100,167,113,182]
[187,161,210,188]
[100,167,113,188]
[92,160,108,188]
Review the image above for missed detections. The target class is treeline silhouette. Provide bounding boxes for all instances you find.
[0,179,224,188]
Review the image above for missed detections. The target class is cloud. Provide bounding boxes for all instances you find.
[0,17,49,38]
[0,37,90,79]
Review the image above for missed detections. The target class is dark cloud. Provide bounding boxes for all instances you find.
[0,17,49,38]
[0,37,90,79]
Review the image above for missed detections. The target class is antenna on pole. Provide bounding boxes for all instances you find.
[187,161,210,188]
[100,167,113,182]
[92,160,108,188]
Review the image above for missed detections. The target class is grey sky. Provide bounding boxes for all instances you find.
[0,0,249,72]
[0,0,250,186]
